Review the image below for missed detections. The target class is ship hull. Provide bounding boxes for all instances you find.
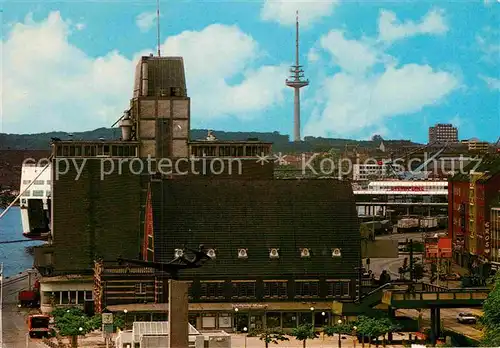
[19,165,52,241]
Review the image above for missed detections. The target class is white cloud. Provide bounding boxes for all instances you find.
[75,22,85,31]
[304,24,459,138]
[476,28,500,64]
[479,75,500,90]
[1,12,287,133]
[261,0,339,27]
[318,30,382,75]
[378,8,448,43]
[160,24,287,119]
[449,115,463,128]
[307,48,320,63]
[483,0,499,6]
[136,11,157,32]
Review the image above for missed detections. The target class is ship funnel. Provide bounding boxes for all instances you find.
[120,110,133,141]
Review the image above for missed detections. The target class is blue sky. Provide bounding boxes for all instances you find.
[1,0,499,143]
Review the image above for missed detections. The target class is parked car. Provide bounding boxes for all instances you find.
[457,312,477,324]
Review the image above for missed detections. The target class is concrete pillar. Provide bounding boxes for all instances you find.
[388,308,395,342]
[430,307,441,346]
[168,279,189,348]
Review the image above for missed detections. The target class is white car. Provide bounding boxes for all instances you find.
[456,312,477,324]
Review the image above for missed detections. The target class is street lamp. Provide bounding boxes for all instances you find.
[310,307,315,327]
[124,309,128,329]
[243,327,248,348]
[337,319,343,348]
[353,326,358,348]
[234,308,239,332]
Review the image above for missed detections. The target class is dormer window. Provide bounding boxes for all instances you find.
[269,248,279,259]
[332,248,342,258]
[207,249,216,259]
[238,249,248,259]
[300,248,310,258]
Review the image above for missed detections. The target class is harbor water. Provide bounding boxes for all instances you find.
[0,206,42,277]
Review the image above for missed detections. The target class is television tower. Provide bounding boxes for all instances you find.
[286,10,309,142]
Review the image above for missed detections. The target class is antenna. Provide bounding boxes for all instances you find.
[295,10,299,67]
[285,10,309,142]
[157,0,161,57]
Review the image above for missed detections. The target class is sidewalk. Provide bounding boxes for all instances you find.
[230,333,407,348]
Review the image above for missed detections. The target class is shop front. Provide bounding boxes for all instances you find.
[107,302,341,332]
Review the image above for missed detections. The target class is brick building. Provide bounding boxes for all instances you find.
[428,123,458,144]
[34,54,362,326]
[448,156,500,268]
[150,179,358,330]
[33,56,279,313]
[94,178,361,331]
[491,207,500,265]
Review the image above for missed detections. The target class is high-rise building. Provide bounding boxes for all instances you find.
[428,123,458,144]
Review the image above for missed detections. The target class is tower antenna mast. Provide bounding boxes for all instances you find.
[157,0,161,57]
[285,10,309,142]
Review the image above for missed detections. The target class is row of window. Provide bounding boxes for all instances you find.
[174,248,342,260]
[22,190,51,197]
[190,145,271,157]
[42,290,93,305]
[197,280,351,300]
[22,179,50,185]
[55,144,138,157]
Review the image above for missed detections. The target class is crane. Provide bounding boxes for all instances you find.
[385,143,448,180]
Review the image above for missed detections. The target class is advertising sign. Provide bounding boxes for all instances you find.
[102,313,113,324]
[437,237,452,258]
[425,238,438,262]
[484,221,491,256]
[425,237,452,261]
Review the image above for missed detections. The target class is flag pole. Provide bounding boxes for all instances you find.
[1,263,3,348]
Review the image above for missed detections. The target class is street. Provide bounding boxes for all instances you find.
[366,253,484,342]
[2,272,45,348]
[398,308,483,340]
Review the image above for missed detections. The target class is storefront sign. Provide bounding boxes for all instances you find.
[232,303,267,309]
[484,221,491,256]
[437,238,452,258]
[387,187,426,192]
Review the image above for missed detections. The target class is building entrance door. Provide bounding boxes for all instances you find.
[250,313,264,330]
[235,313,249,332]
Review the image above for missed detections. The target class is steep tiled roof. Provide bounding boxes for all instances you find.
[151,179,360,279]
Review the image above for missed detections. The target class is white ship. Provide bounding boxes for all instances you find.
[19,163,52,240]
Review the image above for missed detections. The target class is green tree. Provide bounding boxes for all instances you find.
[291,324,319,348]
[480,273,500,346]
[323,322,353,347]
[51,307,94,348]
[113,313,126,331]
[371,318,400,347]
[356,316,376,348]
[258,329,289,348]
[413,264,425,281]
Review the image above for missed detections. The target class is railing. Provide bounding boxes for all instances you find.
[417,282,452,293]
[386,287,490,303]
